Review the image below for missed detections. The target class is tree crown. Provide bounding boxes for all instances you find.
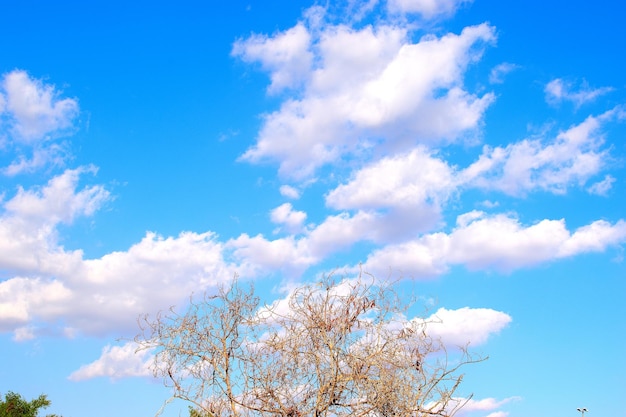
[136,274,482,416]
[0,392,60,417]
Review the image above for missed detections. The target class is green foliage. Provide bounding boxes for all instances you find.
[188,406,214,417]
[0,392,60,417]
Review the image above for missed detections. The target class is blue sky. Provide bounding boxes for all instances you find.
[1,0,624,416]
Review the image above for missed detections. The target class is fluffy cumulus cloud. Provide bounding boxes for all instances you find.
[0,278,72,336]
[0,168,235,338]
[324,106,620,214]
[226,221,324,276]
[0,231,233,338]
[326,146,455,210]
[5,166,107,224]
[558,219,626,257]
[270,203,307,233]
[228,205,443,278]
[232,23,313,94]
[361,211,626,277]
[0,70,78,174]
[0,167,108,278]
[235,12,496,179]
[461,110,619,196]
[424,307,511,346]
[1,70,78,142]
[226,108,625,276]
[545,78,613,107]
[228,202,626,280]
[226,4,626,285]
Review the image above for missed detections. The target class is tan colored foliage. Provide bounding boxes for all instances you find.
[136,274,482,416]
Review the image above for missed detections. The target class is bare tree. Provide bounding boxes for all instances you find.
[136,274,483,416]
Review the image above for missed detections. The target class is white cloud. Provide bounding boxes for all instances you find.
[68,341,153,381]
[326,109,620,207]
[387,0,473,19]
[229,213,371,277]
[231,174,626,278]
[3,143,69,176]
[279,185,300,199]
[461,110,616,196]
[345,0,380,22]
[12,325,37,342]
[227,233,315,277]
[270,203,307,233]
[558,219,626,257]
[231,202,626,282]
[446,214,570,270]
[228,206,442,278]
[0,230,233,338]
[424,307,511,346]
[326,146,455,210]
[489,62,519,84]
[545,78,613,107]
[237,20,495,179]
[362,212,626,277]
[0,70,79,174]
[455,396,520,417]
[76,231,231,333]
[587,174,615,196]
[1,70,78,143]
[5,165,108,224]
[0,168,235,338]
[232,23,313,94]
[478,200,499,209]
[305,210,380,257]
[360,234,450,278]
[0,277,72,332]
[0,167,108,278]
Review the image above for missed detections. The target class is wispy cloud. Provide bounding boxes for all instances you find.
[545,78,613,107]
[0,70,79,174]
[387,0,474,19]
[461,109,619,196]
[489,62,519,84]
[279,185,301,199]
[587,174,615,196]
[235,13,495,179]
